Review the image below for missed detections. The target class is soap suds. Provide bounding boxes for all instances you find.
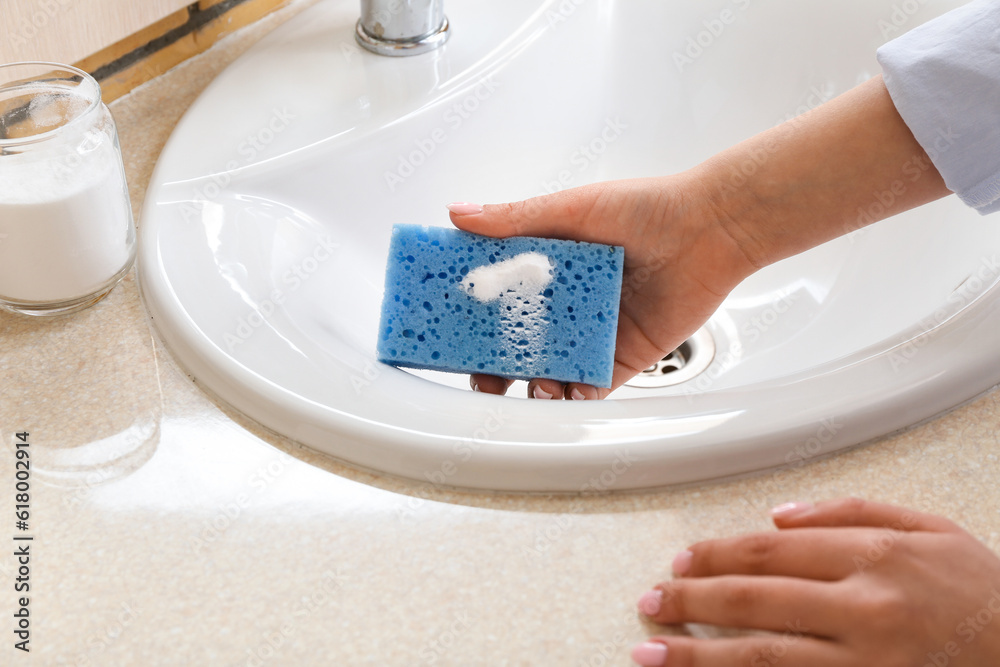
[463,251,555,365]
[463,252,553,302]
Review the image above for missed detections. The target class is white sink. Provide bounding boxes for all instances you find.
[138,0,1000,491]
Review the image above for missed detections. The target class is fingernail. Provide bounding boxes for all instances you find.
[471,380,480,392]
[447,202,483,216]
[638,589,663,617]
[631,642,668,667]
[770,502,814,520]
[672,550,693,577]
[532,385,553,400]
[570,388,586,400]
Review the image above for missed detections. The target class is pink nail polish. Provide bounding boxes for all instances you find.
[446,202,483,215]
[631,642,668,667]
[533,385,553,400]
[638,589,663,616]
[770,502,814,520]
[672,550,693,577]
[570,388,586,400]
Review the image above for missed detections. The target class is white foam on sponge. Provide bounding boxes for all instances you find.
[463,252,553,302]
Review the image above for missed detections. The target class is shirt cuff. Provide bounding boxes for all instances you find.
[876,0,1000,215]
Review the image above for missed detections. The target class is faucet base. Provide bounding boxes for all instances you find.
[354,17,450,57]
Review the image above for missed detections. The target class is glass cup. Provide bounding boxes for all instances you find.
[0,62,136,316]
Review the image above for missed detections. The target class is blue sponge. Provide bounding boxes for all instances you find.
[377,224,624,387]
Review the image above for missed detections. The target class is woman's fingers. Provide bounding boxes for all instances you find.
[638,576,844,636]
[679,529,885,581]
[447,184,616,243]
[526,379,565,400]
[473,376,602,400]
[472,376,604,400]
[469,374,513,395]
[631,500,1000,666]
[526,380,601,400]
[771,498,965,535]
[671,499,966,583]
[632,635,845,667]
[447,195,582,240]
[563,382,600,400]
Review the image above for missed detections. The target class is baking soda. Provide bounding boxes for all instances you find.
[0,132,132,303]
[463,251,555,361]
[462,251,554,302]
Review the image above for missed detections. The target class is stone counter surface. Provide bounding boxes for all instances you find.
[2,2,999,664]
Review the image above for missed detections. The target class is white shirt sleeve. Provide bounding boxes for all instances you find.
[876,0,1000,214]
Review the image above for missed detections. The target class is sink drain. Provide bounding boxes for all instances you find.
[624,327,717,388]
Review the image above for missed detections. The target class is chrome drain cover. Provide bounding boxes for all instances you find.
[624,327,717,388]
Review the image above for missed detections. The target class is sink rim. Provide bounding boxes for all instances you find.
[138,245,1000,490]
[136,0,998,491]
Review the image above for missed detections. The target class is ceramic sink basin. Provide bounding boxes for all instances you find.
[138,0,999,491]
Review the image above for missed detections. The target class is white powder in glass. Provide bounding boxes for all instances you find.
[27,92,92,134]
[0,137,132,303]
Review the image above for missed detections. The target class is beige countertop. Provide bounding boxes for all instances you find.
[2,2,999,664]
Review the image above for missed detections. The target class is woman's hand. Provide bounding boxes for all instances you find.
[449,76,951,399]
[447,175,757,400]
[631,498,1000,666]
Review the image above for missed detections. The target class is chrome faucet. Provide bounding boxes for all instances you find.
[356,0,450,56]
